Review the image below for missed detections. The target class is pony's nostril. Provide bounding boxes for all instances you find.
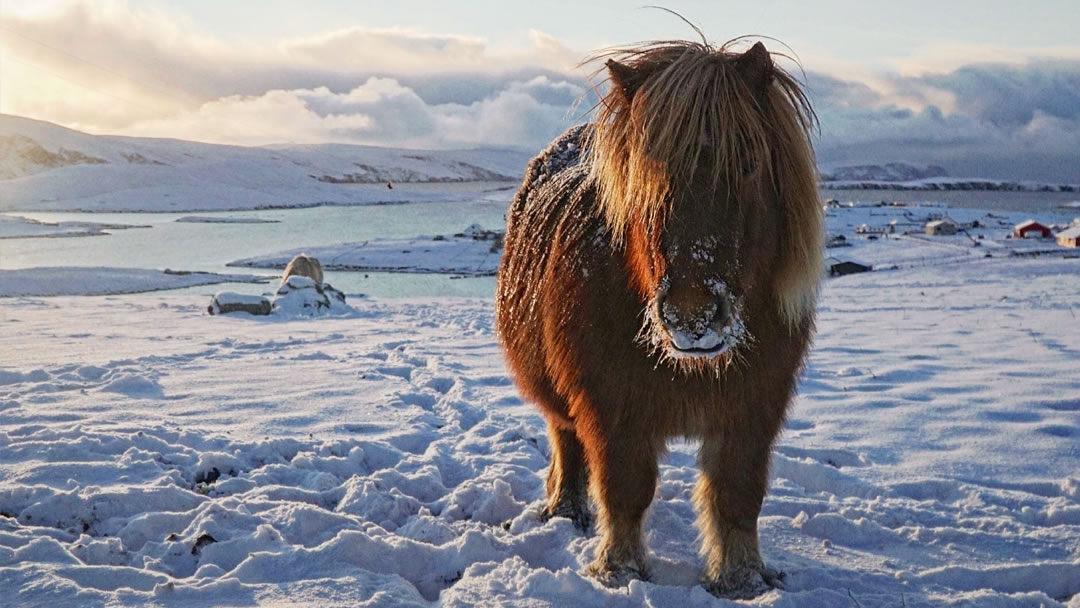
[712,298,732,327]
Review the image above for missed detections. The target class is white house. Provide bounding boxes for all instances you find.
[926,218,958,235]
[1057,225,1080,248]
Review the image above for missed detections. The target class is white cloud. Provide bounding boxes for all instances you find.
[281,27,491,73]
[3,1,1080,179]
[0,0,583,141]
[809,59,1080,179]
[893,43,1080,77]
[121,77,585,149]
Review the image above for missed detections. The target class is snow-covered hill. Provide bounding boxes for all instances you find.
[6,114,1079,213]
[0,134,109,180]
[0,115,530,212]
[820,162,1080,192]
[820,162,949,183]
[822,177,1080,193]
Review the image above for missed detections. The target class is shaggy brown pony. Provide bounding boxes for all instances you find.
[281,254,324,285]
[495,39,822,598]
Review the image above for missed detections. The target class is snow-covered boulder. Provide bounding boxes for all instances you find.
[208,276,351,318]
[271,275,350,316]
[208,292,272,316]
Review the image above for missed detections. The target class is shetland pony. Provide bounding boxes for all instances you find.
[495,39,822,598]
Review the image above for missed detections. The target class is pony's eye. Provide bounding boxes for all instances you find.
[732,134,757,177]
[740,156,758,177]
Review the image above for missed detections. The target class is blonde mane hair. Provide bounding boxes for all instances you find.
[584,39,824,325]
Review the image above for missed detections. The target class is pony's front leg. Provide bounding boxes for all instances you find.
[540,423,592,531]
[581,421,660,585]
[695,436,785,598]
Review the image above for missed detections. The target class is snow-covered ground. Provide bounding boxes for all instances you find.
[229,225,503,276]
[821,177,1080,193]
[214,203,1078,283]
[0,268,268,297]
[0,214,150,239]
[2,248,1078,606]
[3,119,1080,604]
[823,203,1078,269]
[175,216,280,224]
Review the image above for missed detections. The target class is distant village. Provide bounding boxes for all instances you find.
[822,199,1080,277]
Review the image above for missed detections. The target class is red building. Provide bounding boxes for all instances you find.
[1013,220,1052,238]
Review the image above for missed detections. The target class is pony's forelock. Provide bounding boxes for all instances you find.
[584,39,823,326]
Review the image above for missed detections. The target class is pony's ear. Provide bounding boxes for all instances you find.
[733,41,773,93]
[607,59,648,100]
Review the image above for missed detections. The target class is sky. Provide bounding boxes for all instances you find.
[2,0,1080,180]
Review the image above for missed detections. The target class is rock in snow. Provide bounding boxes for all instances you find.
[208,276,351,317]
[208,292,274,316]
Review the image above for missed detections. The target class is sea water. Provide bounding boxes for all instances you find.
[1,194,510,298]
[2,186,1076,298]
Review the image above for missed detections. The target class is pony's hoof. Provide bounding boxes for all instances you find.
[762,566,787,589]
[539,500,592,532]
[704,564,785,599]
[584,560,650,587]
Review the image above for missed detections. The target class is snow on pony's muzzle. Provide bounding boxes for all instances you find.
[663,319,746,359]
[653,280,747,360]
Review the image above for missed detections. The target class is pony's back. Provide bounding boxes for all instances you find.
[496,126,604,419]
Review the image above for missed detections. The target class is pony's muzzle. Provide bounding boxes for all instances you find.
[654,282,743,358]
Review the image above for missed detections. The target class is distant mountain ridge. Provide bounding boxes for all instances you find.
[0,133,109,179]
[821,161,1080,192]
[4,115,1079,212]
[0,114,532,212]
[0,114,526,183]
[821,162,949,183]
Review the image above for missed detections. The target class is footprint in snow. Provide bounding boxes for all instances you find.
[424,377,455,394]
[99,375,165,399]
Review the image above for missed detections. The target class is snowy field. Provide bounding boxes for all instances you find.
[2,251,1079,607]
[0,268,269,298]
[822,203,1078,268]
[0,214,149,240]
[229,225,503,277]
[175,217,281,225]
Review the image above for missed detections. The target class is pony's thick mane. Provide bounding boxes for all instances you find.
[584,39,824,325]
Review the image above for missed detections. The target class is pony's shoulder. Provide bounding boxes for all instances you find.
[522,125,588,193]
[506,125,603,255]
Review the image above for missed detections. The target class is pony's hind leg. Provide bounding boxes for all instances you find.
[541,423,591,531]
[695,436,785,598]
[581,422,660,585]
